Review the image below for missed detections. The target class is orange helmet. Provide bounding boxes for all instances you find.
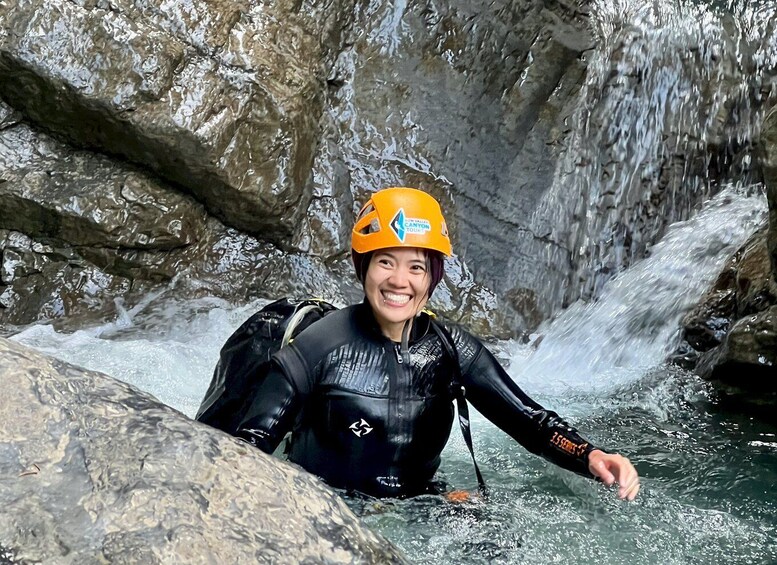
[351,187,452,256]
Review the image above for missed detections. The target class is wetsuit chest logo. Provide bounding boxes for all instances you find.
[349,418,373,437]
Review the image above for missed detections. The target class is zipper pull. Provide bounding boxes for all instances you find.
[394,344,403,364]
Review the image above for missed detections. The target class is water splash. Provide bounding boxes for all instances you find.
[513,184,766,396]
[11,295,268,417]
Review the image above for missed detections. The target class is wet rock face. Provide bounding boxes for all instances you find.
[678,244,777,418]
[0,0,352,241]
[0,108,358,331]
[0,123,205,249]
[0,337,408,564]
[681,229,777,355]
[764,108,777,276]
[0,229,135,328]
[0,0,521,337]
[694,307,777,417]
[303,0,593,327]
[679,106,777,416]
[1,0,777,340]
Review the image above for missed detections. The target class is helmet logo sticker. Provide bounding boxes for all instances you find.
[349,418,373,437]
[390,208,431,243]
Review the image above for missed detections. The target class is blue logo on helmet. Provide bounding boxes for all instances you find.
[390,208,431,243]
[390,209,406,241]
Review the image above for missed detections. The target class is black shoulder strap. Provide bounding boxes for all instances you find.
[430,320,488,497]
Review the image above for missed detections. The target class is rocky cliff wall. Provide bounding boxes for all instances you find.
[0,0,597,336]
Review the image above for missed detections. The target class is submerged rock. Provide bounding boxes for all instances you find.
[0,337,408,564]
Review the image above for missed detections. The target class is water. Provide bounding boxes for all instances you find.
[11,186,776,564]
[527,0,777,315]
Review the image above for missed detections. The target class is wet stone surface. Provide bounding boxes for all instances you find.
[0,0,353,239]
[0,337,409,564]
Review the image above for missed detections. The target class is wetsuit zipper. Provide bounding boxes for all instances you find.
[386,341,413,485]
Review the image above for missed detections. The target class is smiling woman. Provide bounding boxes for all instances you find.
[364,248,432,341]
[231,187,640,500]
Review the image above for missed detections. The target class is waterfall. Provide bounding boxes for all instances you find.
[511,184,766,397]
[525,0,777,315]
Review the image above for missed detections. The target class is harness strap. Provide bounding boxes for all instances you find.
[282,303,323,347]
[430,321,488,497]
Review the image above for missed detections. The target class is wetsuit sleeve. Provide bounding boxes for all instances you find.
[458,335,599,478]
[234,308,351,454]
[234,346,311,454]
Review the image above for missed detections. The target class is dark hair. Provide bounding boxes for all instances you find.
[351,249,445,298]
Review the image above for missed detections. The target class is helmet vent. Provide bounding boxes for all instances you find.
[359,218,381,235]
[356,204,375,220]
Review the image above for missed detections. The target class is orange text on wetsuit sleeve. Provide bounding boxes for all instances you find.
[550,432,589,457]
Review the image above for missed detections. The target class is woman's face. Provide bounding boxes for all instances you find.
[364,247,431,341]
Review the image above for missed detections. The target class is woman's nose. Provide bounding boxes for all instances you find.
[387,268,410,287]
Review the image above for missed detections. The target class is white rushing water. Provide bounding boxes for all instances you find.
[512,185,767,398]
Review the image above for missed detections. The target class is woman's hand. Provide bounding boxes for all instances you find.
[587,449,640,501]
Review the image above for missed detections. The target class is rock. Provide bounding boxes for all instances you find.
[0,229,136,328]
[304,0,594,329]
[0,337,408,564]
[0,221,359,331]
[763,106,777,277]
[694,307,777,418]
[697,306,777,382]
[0,123,205,249]
[0,114,358,329]
[0,102,512,337]
[676,105,777,419]
[681,228,777,352]
[0,0,354,240]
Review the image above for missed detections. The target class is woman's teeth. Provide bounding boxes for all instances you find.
[383,292,410,304]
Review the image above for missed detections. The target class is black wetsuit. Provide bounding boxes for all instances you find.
[237,302,599,497]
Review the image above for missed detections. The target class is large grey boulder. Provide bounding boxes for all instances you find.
[0,337,408,564]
